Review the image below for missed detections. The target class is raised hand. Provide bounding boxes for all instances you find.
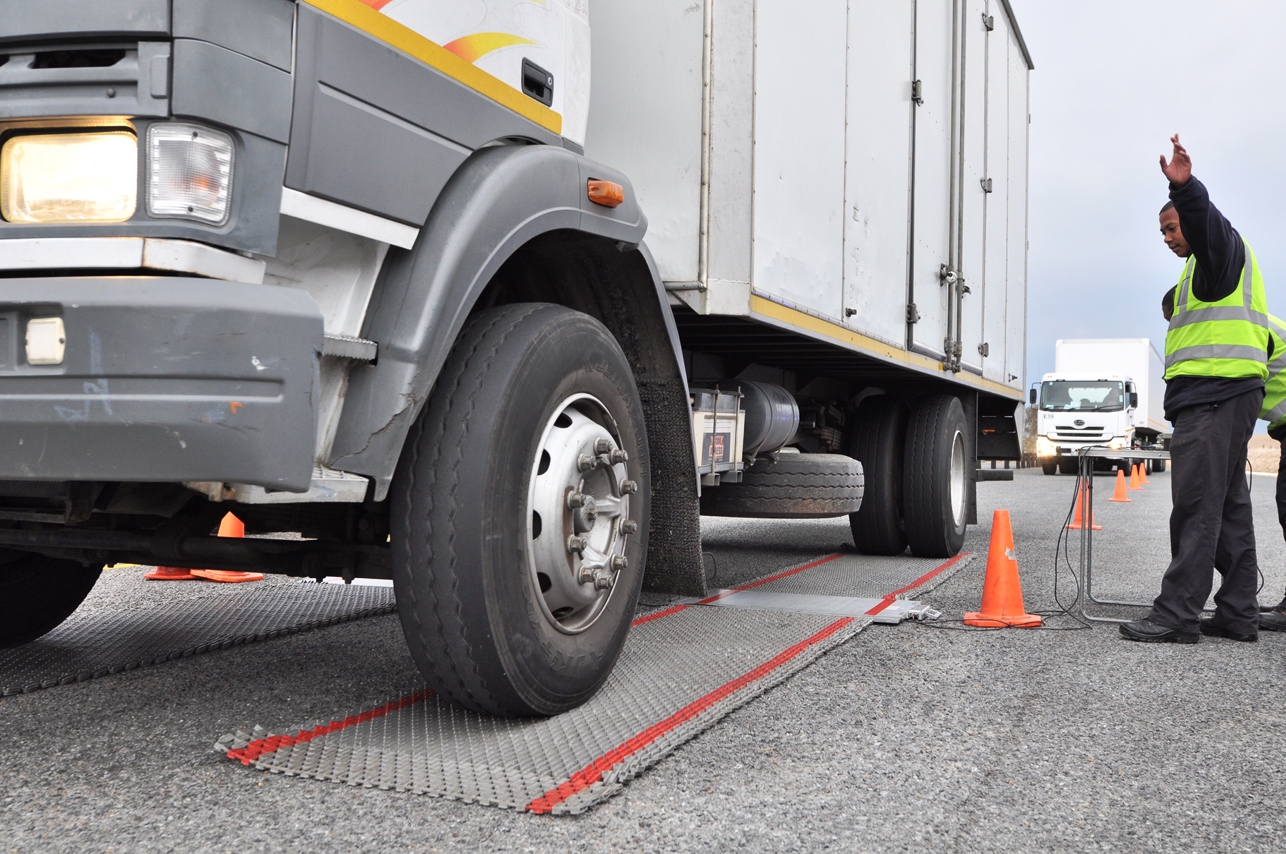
[1160,134,1191,186]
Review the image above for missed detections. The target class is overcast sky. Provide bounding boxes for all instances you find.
[1008,0,1286,423]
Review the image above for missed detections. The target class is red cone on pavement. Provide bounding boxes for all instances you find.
[1109,469,1131,503]
[964,510,1042,628]
[189,513,264,584]
[1067,480,1103,529]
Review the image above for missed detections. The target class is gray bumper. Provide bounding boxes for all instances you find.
[0,277,323,491]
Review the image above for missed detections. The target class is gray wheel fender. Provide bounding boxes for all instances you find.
[328,143,685,500]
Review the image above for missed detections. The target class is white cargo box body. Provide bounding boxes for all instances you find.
[584,0,1031,399]
[1054,339,1168,436]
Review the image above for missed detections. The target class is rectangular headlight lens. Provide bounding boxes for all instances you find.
[0,132,138,224]
[147,124,234,225]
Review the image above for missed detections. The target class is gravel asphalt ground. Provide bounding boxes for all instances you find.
[5,466,1286,852]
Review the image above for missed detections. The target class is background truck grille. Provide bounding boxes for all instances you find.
[1053,426,1107,441]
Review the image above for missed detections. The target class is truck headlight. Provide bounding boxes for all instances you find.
[1108,437,1125,450]
[147,124,234,225]
[1036,437,1057,458]
[0,131,137,223]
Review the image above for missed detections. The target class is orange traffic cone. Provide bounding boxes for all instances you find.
[1109,469,1131,503]
[1129,464,1143,490]
[965,510,1042,628]
[145,564,196,581]
[190,513,264,584]
[1139,463,1149,485]
[1067,480,1103,529]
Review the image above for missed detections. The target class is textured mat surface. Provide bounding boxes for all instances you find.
[217,551,972,815]
[0,584,396,696]
[219,606,864,815]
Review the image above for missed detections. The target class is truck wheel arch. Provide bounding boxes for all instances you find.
[329,142,705,596]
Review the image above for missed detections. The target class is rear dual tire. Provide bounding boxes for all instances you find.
[848,395,968,558]
[0,553,101,648]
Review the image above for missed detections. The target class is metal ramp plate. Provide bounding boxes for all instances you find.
[684,589,937,624]
[0,583,395,696]
[217,551,972,815]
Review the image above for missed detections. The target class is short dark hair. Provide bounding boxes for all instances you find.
[1163,286,1176,314]
[1160,200,1176,215]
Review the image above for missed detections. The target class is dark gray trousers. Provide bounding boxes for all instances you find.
[1149,388,1263,634]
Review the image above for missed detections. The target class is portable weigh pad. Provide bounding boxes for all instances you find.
[0,582,396,696]
[218,551,970,815]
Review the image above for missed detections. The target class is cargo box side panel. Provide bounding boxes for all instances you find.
[980,7,1010,384]
[841,0,915,348]
[583,0,704,284]
[957,0,990,374]
[1004,26,1029,389]
[908,0,954,359]
[706,0,756,289]
[751,0,848,320]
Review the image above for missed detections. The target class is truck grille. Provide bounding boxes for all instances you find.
[1053,425,1107,442]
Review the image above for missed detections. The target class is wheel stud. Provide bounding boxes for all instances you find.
[567,535,587,554]
[567,491,589,509]
[578,454,597,472]
[593,568,614,590]
[620,519,639,535]
[610,555,628,571]
[620,480,638,495]
[609,449,629,464]
[594,438,613,455]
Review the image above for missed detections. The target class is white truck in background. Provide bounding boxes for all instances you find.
[1032,338,1169,475]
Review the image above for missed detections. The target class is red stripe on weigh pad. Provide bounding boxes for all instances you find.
[864,553,969,616]
[526,616,856,814]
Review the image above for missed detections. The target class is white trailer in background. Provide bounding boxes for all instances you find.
[1033,339,1170,475]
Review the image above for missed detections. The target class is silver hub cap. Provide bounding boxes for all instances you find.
[949,429,966,528]
[527,394,637,634]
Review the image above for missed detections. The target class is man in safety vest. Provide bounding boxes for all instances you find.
[1121,135,1268,644]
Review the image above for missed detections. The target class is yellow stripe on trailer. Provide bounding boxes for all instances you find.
[748,295,1023,401]
[302,0,563,136]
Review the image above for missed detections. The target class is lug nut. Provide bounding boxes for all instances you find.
[594,438,613,455]
[593,568,614,590]
[609,449,629,464]
[620,480,638,495]
[578,564,601,584]
[567,491,589,510]
[567,535,587,555]
[620,519,639,535]
[578,454,597,472]
[610,555,629,572]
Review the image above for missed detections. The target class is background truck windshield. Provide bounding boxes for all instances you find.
[1040,381,1125,412]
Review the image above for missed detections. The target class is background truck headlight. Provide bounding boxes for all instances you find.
[1036,436,1057,458]
[1108,437,1125,450]
[147,124,234,225]
[0,131,137,223]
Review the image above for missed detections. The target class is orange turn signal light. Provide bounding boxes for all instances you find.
[587,179,625,208]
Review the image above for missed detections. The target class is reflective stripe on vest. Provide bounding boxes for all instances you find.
[1262,315,1286,430]
[1164,238,1269,381]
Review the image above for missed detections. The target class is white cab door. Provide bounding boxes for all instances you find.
[843,0,917,347]
[752,0,850,320]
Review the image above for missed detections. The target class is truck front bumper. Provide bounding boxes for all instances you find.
[0,277,323,491]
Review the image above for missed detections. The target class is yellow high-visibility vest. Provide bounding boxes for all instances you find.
[1165,238,1269,382]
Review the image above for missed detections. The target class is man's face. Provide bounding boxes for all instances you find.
[1160,208,1190,257]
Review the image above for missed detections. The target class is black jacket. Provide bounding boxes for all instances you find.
[1163,176,1263,421]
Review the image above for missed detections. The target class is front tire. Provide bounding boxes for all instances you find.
[902,395,969,558]
[0,553,101,648]
[391,304,649,717]
[1041,461,1058,476]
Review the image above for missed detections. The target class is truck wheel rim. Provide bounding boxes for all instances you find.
[949,429,966,528]
[526,393,634,635]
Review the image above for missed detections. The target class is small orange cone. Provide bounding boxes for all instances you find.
[145,564,196,581]
[1066,480,1103,529]
[190,513,264,584]
[965,510,1042,628]
[1129,464,1143,491]
[1139,463,1149,485]
[1108,469,1131,503]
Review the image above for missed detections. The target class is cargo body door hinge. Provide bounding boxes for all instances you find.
[906,303,920,324]
[911,79,923,106]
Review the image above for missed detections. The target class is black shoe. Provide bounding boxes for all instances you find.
[1260,610,1286,633]
[1198,614,1258,642]
[1119,618,1200,644]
